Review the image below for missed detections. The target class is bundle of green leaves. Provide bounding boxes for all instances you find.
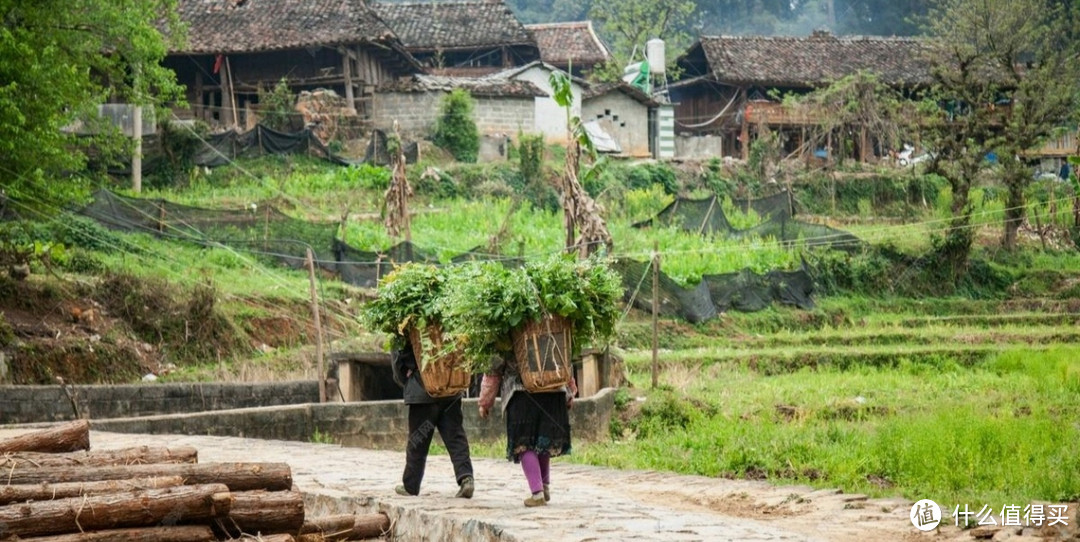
[437,255,624,372]
[437,261,540,372]
[359,263,446,349]
[523,254,624,350]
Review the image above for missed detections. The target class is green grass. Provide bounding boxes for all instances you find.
[567,345,1080,506]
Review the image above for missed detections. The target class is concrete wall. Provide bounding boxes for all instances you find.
[91,389,616,450]
[0,382,319,425]
[373,92,533,142]
[508,65,581,143]
[583,92,651,157]
[675,134,725,160]
[373,92,441,136]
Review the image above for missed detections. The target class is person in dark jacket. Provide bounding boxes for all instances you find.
[392,340,474,498]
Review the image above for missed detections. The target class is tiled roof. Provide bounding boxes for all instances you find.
[583,81,658,107]
[372,0,534,50]
[378,74,546,97]
[683,32,933,87]
[173,0,399,55]
[526,21,611,68]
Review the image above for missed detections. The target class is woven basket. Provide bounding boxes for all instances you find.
[511,314,572,393]
[408,322,471,398]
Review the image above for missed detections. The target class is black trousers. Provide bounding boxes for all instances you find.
[402,397,473,494]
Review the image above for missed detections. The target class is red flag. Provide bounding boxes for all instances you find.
[213,54,224,74]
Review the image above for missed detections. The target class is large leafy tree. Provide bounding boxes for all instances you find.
[0,0,184,213]
[918,0,1080,273]
[589,0,696,80]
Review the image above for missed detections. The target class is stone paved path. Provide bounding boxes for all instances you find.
[0,428,941,542]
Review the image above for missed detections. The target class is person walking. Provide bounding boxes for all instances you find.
[478,356,576,507]
[392,340,474,498]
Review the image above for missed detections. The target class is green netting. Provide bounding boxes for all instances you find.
[634,190,862,250]
[80,190,339,271]
[78,190,816,319]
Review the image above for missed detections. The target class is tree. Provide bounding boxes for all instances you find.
[589,0,696,80]
[922,0,1080,253]
[0,0,184,213]
[432,89,479,163]
[988,0,1080,249]
[550,70,612,257]
[784,71,910,165]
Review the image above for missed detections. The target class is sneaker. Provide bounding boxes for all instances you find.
[542,484,550,502]
[395,485,416,496]
[523,492,546,507]
[456,476,474,499]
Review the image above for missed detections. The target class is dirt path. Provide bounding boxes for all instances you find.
[8,428,1066,541]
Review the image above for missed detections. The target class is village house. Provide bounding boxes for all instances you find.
[582,82,659,158]
[669,31,931,161]
[163,0,421,129]
[372,0,539,76]
[525,21,612,78]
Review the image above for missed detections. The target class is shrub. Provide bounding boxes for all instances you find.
[258,78,296,132]
[148,120,209,188]
[433,89,479,163]
[626,163,679,195]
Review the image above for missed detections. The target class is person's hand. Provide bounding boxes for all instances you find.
[566,396,573,411]
[406,369,413,378]
[479,406,490,419]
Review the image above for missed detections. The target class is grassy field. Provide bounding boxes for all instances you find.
[42,153,1080,511]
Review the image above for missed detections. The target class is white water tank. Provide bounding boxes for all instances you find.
[646,38,666,76]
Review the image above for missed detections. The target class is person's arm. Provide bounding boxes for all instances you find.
[391,342,415,389]
[477,373,501,418]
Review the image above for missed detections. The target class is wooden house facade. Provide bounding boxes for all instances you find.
[372,0,539,77]
[669,31,931,161]
[164,0,421,129]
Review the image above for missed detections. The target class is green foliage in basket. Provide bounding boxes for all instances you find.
[523,254,624,350]
[359,263,446,347]
[437,261,540,372]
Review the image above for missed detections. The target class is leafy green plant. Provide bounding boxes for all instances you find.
[522,253,624,349]
[359,263,447,347]
[258,78,296,132]
[433,89,479,163]
[436,255,623,371]
[437,261,540,370]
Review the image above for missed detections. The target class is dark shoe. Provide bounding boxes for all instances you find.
[456,476,474,499]
[395,485,416,496]
[543,484,550,502]
[523,492,546,507]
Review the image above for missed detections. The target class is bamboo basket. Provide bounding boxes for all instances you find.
[511,314,572,393]
[408,322,471,398]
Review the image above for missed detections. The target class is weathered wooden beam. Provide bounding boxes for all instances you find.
[17,525,217,542]
[0,476,185,506]
[0,484,231,538]
[0,462,292,492]
[0,446,197,469]
[0,420,89,453]
[215,490,305,537]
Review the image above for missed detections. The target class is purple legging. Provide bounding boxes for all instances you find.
[520,450,551,493]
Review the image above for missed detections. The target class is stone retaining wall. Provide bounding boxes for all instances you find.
[0,382,319,424]
[90,389,615,449]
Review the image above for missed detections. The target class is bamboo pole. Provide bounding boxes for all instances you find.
[651,241,659,389]
[306,247,326,403]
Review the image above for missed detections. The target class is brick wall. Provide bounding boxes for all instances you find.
[373,92,534,141]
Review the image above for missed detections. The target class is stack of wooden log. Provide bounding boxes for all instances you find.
[0,421,390,542]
